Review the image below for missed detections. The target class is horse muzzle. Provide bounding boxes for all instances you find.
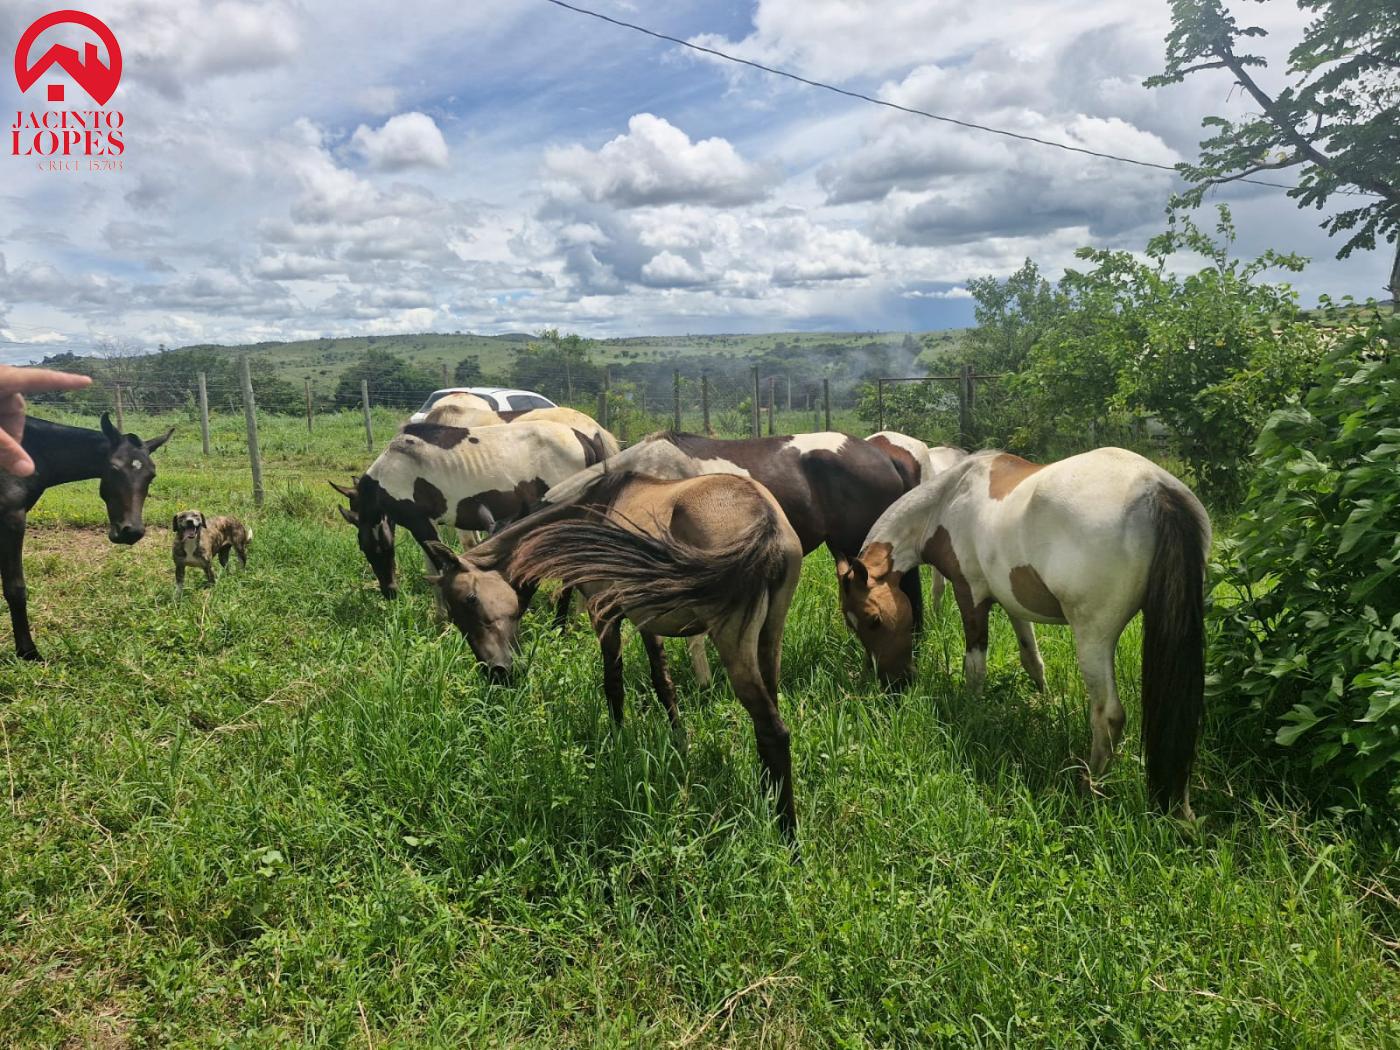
[110,524,145,545]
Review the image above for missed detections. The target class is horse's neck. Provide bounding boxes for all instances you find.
[867,477,951,572]
[26,420,109,490]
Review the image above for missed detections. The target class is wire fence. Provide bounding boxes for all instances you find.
[26,357,1156,509]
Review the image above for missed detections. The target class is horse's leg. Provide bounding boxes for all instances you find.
[930,569,946,615]
[640,633,684,746]
[1010,616,1047,692]
[713,595,797,840]
[594,612,625,726]
[0,515,38,660]
[955,595,994,694]
[1074,630,1125,778]
[686,635,712,687]
[551,587,574,632]
[900,565,925,637]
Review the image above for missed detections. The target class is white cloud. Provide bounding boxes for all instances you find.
[351,112,450,171]
[545,114,770,208]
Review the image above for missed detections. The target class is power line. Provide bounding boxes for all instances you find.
[541,0,1375,198]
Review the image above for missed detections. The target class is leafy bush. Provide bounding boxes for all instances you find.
[333,350,438,409]
[1210,305,1399,813]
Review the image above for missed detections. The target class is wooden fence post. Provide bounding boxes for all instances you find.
[822,378,831,432]
[959,364,973,447]
[239,355,264,508]
[113,384,125,431]
[441,362,450,388]
[197,372,211,455]
[877,379,885,432]
[361,380,374,453]
[751,366,760,438]
[304,378,313,433]
[673,368,681,433]
[701,371,711,435]
[767,376,775,436]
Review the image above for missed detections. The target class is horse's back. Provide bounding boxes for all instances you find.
[866,431,933,485]
[514,408,621,458]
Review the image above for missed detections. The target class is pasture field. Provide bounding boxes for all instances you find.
[3,409,1398,1047]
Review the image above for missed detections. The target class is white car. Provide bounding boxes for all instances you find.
[410,386,558,422]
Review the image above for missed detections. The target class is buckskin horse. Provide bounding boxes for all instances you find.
[837,447,1210,818]
[423,468,805,839]
[544,430,922,622]
[331,419,610,598]
[0,413,173,660]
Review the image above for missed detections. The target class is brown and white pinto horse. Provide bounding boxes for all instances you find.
[839,447,1210,817]
[865,433,968,608]
[513,407,621,458]
[424,469,805,838]
[332,420,605,598]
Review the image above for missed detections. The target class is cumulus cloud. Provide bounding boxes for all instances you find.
[545,114,770,208]
[351,112,451,171]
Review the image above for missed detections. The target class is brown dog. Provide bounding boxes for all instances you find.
[172,510,251,596]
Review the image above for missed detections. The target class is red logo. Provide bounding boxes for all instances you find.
[15,10,121,105]
[11,10,125,169]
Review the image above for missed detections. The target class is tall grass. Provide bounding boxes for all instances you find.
[1,410,1395,1046]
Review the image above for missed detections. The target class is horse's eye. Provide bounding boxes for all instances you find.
[867,615,882,629]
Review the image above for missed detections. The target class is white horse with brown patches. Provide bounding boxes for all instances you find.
[332,420,604,598]
[838,447,1210,817]
[865,433,968,608]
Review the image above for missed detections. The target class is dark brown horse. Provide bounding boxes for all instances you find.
[544,431,923,627]
[0,413,173,659]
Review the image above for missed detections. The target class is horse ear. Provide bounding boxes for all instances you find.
[100,412,121,445]
[834,553,852,578]
[423,573,443,587]
[328,480,357,498]
[337,506,359,525]
[423,539,462,572]
[848,558,869,587]
[145,427,175,453]
[864,543,894,579]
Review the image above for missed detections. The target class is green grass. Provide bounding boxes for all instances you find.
[2,411,1397,1046]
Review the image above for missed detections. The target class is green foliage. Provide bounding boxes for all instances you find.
[1210,306,1400,811]
[1014,208,1322,503]
[332,350,438,409]
[854,379,960,444]
[509,329,600,402]
[452,355,483,386]
[1148,0,1399,271]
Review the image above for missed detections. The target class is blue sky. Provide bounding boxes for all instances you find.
[0,0,1389,362]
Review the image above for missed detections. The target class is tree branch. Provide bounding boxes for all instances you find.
[1214,42,1399,204]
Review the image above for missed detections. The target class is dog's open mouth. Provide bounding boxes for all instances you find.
[179,525,200,540]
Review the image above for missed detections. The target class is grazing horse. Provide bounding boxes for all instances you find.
[513,407,621,458]
[424,392,505,428]
[332,419,603,598]
[865,434,968,608]
[544,431,922,624]
[0,413,173,659]
[838,447,1210,817]
[423,469,805,838]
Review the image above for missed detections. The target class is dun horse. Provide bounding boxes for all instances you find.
[838,447,1209,817]
[0,413,173,659]
[423,470,805,838]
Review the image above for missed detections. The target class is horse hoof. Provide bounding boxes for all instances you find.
[18,648,42,662]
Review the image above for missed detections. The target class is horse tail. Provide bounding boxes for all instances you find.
[508,502,786,633]
[1140,484,1208,812]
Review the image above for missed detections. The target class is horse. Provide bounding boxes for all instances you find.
[513,407,621,458]
[422,468,805,838]
[865,433,968,608]
[543,430,922,622]
[423,392,505,428]
[837,447,1210,818]
[331,419,605,599]
[1,413,173,660]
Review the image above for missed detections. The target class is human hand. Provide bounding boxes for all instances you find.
[0,366,93,476]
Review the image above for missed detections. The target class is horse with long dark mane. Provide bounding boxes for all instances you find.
[544,430,922,624]
[423,469,805,839]
[838,447,1210,818]
[1,413,173,660]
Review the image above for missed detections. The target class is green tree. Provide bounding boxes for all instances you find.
[1017,208,1322,502]
[334,350,438,409]
[453,355,484,386]
[509,330,599,403]
[1148,0,1400,299]
[1210,305,1400,813]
